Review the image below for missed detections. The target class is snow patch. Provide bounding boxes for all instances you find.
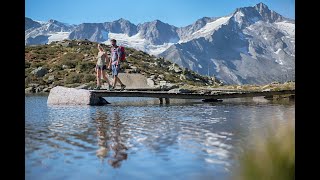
[234,11,244,23]
[148,43,174,55]
[275,21,295,36]
[193,16,231,35]
[179,16,231,43]
[275,59,284,65]
[104,32,173,55]
[212,59,221,73]
[47,32,71,44]
[263,34,268,40]
[275,48,282,54]
[35,20,46,25]
[186,51,199,61]
[198,64,203,68]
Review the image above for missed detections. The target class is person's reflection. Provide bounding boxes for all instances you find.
[94,110,128,168]
[108,112,128,168]
[95,111,109,162]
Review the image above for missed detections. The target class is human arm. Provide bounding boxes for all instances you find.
[116,47,121,66]
[107,54,111,69]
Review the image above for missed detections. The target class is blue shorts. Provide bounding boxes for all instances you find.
[112,64,120,76]
[96,65,107,70]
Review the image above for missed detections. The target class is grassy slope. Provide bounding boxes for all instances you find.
[25,39,220,90]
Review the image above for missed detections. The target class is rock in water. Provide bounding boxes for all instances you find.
[47,86,108,105]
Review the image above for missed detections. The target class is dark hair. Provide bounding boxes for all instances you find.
[111,39,117,42]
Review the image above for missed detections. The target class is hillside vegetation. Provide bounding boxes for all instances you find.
[25,39,222,93]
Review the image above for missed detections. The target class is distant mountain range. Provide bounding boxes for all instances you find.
[25,2,295,85]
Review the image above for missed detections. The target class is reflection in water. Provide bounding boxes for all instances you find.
[108,112,128,168]
[95,110,109,160]
[25,96,295,180]
[94,110,128,168]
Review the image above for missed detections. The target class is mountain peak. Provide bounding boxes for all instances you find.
[48,19,58,23]
[254,2,269,10]
[232,2,284,26]
[153,19,164,24]
[254,2,271,14]
[114,18,130,23]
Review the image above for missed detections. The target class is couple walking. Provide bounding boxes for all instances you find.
[95,39,126,90]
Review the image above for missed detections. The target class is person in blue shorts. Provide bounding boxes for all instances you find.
[108,39,126,91]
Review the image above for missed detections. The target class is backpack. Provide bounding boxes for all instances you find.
[119,46,126,61]
[111,46,126,61]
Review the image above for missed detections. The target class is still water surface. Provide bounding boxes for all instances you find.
[25,96,294,180]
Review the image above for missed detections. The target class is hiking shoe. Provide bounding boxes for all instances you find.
[94,86,101,90]
[108,85,114,91]
[109,85,115,91]
[120,84,126,91]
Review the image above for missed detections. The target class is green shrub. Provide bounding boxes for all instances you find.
[59,60,77,68]
[164,74,180,83]
[76,61,96,72]
[83,74,96,82]
[61,52,84,61]
[30,62,45,68]
[121,61,129,69]
[65,73,84,84]
[52,64,63,71]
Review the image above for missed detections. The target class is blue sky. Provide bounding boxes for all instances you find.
[25,0,295,27]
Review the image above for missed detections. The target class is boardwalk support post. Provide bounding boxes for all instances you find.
[159,98,163,104]
[165,98,170,104]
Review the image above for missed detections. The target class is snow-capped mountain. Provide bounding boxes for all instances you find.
[25,2,294,85]
[25,18,75,45]
[160,2,295,84]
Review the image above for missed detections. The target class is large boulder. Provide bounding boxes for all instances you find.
[47,86,109,105]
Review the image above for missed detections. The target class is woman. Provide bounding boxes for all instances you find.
[95,44,112,90]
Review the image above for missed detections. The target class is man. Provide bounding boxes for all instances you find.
[108,39,126,91]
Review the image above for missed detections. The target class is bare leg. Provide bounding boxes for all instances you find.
[96,68,101,87]
[113,75,118,88]
[102,70,111,85]
[116,76,124,86]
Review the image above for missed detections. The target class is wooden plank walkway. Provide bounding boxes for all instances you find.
[47,86,295,105]
[89,89,295,100]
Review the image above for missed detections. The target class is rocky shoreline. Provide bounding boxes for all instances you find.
[26,80,295,95]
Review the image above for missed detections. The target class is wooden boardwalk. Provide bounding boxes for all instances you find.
[47,86,295,105]
[89,89,295,104]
